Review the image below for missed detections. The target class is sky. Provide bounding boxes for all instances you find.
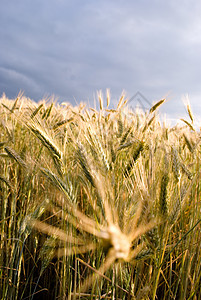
[1,0,201,121]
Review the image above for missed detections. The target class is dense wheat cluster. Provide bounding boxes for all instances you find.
[0,93,200,299]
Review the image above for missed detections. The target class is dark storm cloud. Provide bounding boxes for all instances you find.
[1,0,201,119]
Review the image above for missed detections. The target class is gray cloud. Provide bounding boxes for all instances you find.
[1,0,201,119]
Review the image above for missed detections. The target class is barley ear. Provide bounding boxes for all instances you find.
[183,134,194,153]
[42,102,54,119]
[171,146,181,182]
[4,146,28,169]
[117,92,127,110]
[149,99,165,113]
[31,103,44,118]
[180,119,195,131]
[76,143,95,187]
[41,168,77,204]
[97,90,103,110]
[159,173,169,217]
[119,125,133,146]
[11,96,19,113]
[124,140,144,176]
[186,102,194,123]
[106,88,110,108]
[117,113,123,137]
[180,162,193,180]
[0,175,14,191]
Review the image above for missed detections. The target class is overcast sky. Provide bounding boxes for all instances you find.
[1,0,201,120]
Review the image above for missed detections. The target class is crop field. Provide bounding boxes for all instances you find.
[0,93,200,299]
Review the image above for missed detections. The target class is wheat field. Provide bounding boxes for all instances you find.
[0,93,200,299]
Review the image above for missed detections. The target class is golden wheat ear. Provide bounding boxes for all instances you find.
[149,98,165,113]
